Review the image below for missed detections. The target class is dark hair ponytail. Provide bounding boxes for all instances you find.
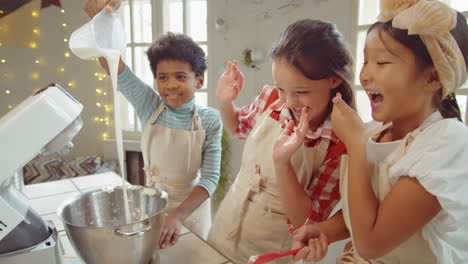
[438,93,462,121]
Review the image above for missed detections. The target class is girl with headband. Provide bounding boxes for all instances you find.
[285,0,468,262]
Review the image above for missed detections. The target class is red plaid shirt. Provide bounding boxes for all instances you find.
[235,85,343,233]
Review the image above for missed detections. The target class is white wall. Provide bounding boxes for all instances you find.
[0,0,113,159]
[207,0,356,179]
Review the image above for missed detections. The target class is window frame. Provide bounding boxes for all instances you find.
[352,1,468,123]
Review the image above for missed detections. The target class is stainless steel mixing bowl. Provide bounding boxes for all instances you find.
[57,185,167,264]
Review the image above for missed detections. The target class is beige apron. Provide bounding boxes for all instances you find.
[338,117,441,264]
[208,100,330,264]
[141,103,211,239]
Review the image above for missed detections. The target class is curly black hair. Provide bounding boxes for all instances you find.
[146,33,207,77]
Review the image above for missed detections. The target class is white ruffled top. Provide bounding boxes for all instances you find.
[367,111,468,263]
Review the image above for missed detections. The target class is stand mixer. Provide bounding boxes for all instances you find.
[0,83,84,263]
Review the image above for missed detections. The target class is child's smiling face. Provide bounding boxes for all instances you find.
[155,59,204,108]
[360,27,437,126]
[272,57,342,130]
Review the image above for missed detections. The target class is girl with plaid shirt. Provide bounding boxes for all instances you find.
[208,19,355,264]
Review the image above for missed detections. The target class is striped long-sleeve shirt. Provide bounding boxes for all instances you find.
[117,66,222,196]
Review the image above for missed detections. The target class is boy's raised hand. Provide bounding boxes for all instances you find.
[273,107,310,164]
[216,60,244,106]
[84,0,121,18]
[292,224,329,262]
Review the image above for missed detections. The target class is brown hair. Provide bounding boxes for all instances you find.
[368,11,468,121]
[270,19,355,111]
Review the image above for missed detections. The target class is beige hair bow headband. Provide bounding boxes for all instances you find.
[378,0,467,99]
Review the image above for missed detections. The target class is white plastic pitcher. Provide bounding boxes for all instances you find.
[69,9,126,61]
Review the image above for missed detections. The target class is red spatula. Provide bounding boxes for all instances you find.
[247,248,302,264]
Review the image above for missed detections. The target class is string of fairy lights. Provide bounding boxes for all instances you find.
[0,6,112,141]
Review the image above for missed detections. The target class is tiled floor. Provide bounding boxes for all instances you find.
[23,171,231,264]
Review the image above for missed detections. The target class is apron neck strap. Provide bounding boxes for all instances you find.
[401,111,444,149]
[372,111,444,165]
[149,103,165,125]
[148,103,202,131]
[191,105,203,131]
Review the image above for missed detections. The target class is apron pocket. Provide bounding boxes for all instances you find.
[238,195,291,255]
[247,195,286,217]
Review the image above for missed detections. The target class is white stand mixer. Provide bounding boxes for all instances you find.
[0,83,84,263]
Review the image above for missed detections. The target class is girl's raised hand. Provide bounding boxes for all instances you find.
[292,224,329,262]
[216,60,244,106]
[273,107,310,164]
[331,93,365,149]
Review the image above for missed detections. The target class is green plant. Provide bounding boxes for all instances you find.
[212,129,232,212]
[242,48,260,69]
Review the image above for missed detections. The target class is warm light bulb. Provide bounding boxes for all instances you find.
[100,118,104,122]
[29,42,37,49]
[59,67,65,72]
[96,88,102,94]
[0,42,3,46]
[103,92,107,95]
[98,77,103,81]
[94,72,99,76]
[0,10,4,14]
[8,105,12,109]
[35,59,40,64]
[61,9,65,13]
[62,23,67,27]
[64,52,70,57]
[1,59,5,63]
[31,73,39,79]
[102,133,108,140]
[33,28,39,34]
[31,11,39,17]
[68,81,75,87]
[96,102,102,107]
[5,90,11,94]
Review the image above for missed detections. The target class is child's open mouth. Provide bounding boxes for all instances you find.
[291,107,303,119]
[166,93,181,99]
[368,91,383,109]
